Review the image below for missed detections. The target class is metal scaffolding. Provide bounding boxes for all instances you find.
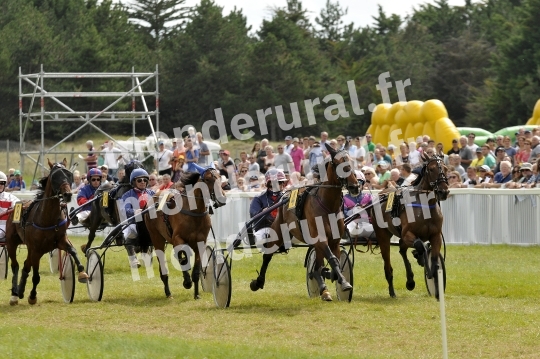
[19,65,159,183]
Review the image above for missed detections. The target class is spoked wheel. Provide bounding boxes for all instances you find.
[336,248,353,302]
[86,249,104,302]
[60,252,76,303]
[424,248,446,297]
[305,247,319,298]
[212,250,231,308]
[49,249,59,274]
[201,246,214,293]
[0,245,8,280]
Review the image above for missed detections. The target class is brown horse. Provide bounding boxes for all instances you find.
[370,152,449,299]
[6,159,89,305]
[144,168,226,299]
[250,143,360,301]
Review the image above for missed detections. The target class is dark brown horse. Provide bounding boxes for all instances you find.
[370,152,449,299]
[6,159,89,305]
[144,168,226,299]
[250,143,361,301]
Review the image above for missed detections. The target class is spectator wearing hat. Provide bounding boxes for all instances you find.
[100,165,118,183]
[290,138,304,173]
[247,175,260,191]
[171,138,178,151]
[283,136,294,154]
[493,146,507,174]
[218,149,236,180]
[447,139,460,156]
[154,140,174,176]
[524,161,540,188]
[7,170,26,191]
[470,147,486,172]
[506,163,533,188]
[101,140,122,176]
[84,140,98,171]
[475,165,494,188]
[373,161,390,189]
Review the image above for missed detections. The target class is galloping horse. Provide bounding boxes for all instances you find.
[80,161,143,253]
[250,143,360,301]
[370,152,449,299]
[144,168,226,299]
[6,159,88,305]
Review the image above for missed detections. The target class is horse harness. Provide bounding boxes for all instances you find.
[159,189,210,238]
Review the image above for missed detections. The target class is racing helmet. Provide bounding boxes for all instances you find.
[265,168,287,185]
[86,168,102,181]
[0,171,7,182]
[130,168,149,184]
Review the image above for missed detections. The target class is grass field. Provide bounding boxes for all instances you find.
[1,237,540,359]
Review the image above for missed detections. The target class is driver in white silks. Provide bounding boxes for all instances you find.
[249,169,288,243]
[343,170,376,241]
[0,171,20,241]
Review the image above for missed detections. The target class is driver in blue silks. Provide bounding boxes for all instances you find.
[120,168,155,268]
[249,169,287,242]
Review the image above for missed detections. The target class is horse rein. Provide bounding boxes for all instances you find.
[418,156,448,201]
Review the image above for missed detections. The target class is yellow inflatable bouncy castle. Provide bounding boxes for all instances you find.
[365,100,461,152]
[525,99,540,126]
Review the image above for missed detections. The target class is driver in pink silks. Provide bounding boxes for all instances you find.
[343,170,376,241]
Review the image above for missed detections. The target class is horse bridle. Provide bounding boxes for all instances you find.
[37,163,73,203]
[201,168,226,208]
[420,156,448,199]
[332,150,362,193]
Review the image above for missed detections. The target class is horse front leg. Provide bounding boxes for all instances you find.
[429,234,443,300]
[18,256,31,300]
[312,251,331,301]
[28,253,41,305]
[60,239,88,283]
[374,228,395,298]
[8,245,20,305]
[399,242,415,291]
[192,250,201,300]
[154,242,171,298]
[322,244,352,292]
[250,252,273,291]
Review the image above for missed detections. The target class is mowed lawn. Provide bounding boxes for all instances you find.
[1,237,540,359]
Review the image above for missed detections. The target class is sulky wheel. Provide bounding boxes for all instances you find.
[49,249,59,274]
[200,245,214,293]
[60,252,76,303]
[424,248,446,298]
[86,249,104,302]
[336,248,353,302]
[212,250,231,308]
[305,247,319,298]
[0,246,8,280]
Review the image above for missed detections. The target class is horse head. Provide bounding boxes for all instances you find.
[324,143,360,196]
[47,158,73,203]
[202,168,227,208]
[420,152,449,201]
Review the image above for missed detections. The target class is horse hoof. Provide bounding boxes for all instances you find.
[194,295,201,300]
[18,293,24,300]
[78,272,89,284]
[389,291,396,298]
[9,296,18,306]
[250,279,263,291]
[183,281,193,290]
[28,297,37,305]
[340,282,353,292]
[321,290,333,301]
[406,281,416,291]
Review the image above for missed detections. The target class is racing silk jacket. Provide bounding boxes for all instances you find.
[120,187,155,224]
[0,191,20,230]
[249,190,283,231]
[77,184,98,212]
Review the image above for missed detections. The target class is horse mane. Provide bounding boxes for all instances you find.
[35,176,48,200]
[180,171,201,186]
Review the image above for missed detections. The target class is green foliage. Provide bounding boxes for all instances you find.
[0,0,538,141]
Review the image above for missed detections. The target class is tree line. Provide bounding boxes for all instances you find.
[0,0,539,142]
